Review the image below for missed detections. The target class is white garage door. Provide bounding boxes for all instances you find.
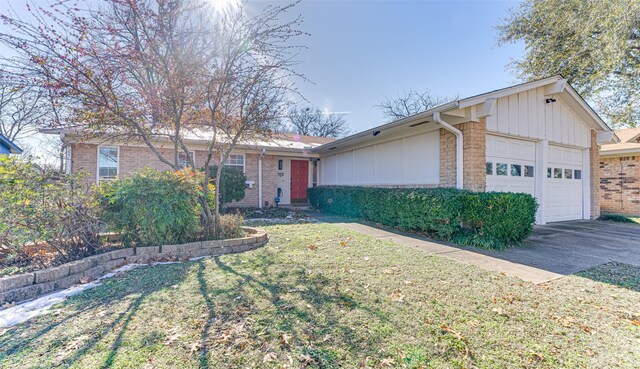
[545,145,583,222]
[486,135,536,196]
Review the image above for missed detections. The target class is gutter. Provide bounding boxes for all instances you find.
[433,112,463,189]
[258,148,266,208]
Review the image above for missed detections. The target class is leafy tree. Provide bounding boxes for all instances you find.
[377,90,454,120]
[286,106,350,138]
[498,0,640,127]
[207,165,246,206]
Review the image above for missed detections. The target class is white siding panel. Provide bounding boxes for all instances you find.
[374,140,402,184]
[497,97,509,133]
[508,94,519,134]
[518,91,529,137]
[352,146,375,184]
[402,133,439,184]
[486,113,498,131]
[322,154,337,185]
[336,151,353,184]
[528,89,539,138]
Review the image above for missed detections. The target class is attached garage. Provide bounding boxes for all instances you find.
[313,76,617,225]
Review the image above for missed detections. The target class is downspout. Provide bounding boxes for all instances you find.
[433,111,463,189]
[258,148,266,208]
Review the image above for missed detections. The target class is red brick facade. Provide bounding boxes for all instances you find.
[438,120,486,191]
[599,155,640,216]
[70,143,304,208]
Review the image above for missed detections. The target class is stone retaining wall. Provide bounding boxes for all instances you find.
[0,227,267,306]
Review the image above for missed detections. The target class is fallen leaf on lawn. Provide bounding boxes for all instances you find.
[631,320,640,326]
[299,353,314,365]
[390,289,405,302]
[80,276,91,284]
[263,352,277,363]
[552,315,576,328]
[380,357,395,367]
[307,244,318,250]
[585,349,594,356]
[280,333,292,346]
[404,279,415,285]
[492,307,508,317]
[363,256,370,261]
[188,341,203,353]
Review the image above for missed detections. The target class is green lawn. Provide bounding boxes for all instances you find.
[1,223,639,368]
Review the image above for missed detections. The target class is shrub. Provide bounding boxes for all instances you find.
[98,168,202,247]
[207,165,246,206]
[308,186,537,249]
[217,214,245,239]
[0,156,102,267]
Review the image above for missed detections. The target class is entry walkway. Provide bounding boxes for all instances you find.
[312,214,640,284]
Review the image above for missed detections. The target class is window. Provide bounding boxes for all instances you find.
[574,169,582,180]
[178,151,195,168]
[524,165,534,178]
[553,168,562,179]
[486,162,493,175]
[564,169,573,179]
[278,159,283,171]
[511,164,522,177]
[547,167,552,178]
[98,146,118,181]
[225,154,245,172]
[496,163,507,176]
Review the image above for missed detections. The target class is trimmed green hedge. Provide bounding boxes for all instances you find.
[308,186,538,249]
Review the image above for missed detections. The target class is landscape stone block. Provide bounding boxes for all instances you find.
[67,259,93,275]
[54,273,84,290]
[35,265,70,284]
[109,248,134,260]
[0,273,34,293]
[135,246,160,256]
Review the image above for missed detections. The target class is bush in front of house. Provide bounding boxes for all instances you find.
[207,165,247,206]
[307,186,538,249]
[0,156,102,269]
[98,168,203,247]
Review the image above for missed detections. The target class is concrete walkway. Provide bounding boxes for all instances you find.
[312,214,640,284]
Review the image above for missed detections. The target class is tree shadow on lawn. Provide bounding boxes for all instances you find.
[0,262,193,367]
[194,254,390,368]
[575,262,640,293]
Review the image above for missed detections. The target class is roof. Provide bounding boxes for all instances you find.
[42,127,335,152]
[600,127,640,156]
[0,134,23,154]
[313,76,613,154]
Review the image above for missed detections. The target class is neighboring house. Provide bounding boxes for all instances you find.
[312,76,617,224]
[0,134,23,155]
[43,129,333,207]
[599,128,640,216]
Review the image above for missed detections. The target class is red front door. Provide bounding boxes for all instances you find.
[290,160,309,203]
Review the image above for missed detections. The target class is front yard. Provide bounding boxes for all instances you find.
[1,223,638,368]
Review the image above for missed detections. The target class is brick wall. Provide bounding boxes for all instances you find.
[439,129,457,187]
[599,155,640,216]
[70,143,296,208]
[438,120,486,191]
[590,131,602,218]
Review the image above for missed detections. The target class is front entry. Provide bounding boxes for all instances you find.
[290,160,309,203]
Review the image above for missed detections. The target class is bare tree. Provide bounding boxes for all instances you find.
[377,89,455,120]
[0,0,209,169]
[0,84,48,141]
[200,3,306,233]
[286,106,349,138]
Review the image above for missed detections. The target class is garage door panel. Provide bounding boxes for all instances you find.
[486,135,535,197]
[545,145,583,222]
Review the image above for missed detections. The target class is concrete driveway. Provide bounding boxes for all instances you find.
[314,214,640,284]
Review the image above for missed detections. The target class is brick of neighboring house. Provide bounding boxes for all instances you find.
[599,155,640,216]
[438,120,487,192]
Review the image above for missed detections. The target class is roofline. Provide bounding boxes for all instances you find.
[600,147,640,156]
[0,134,23,154]
[313,75,612,153]
[311,101,459,153]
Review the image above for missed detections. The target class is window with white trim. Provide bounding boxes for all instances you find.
[98,146,118,181]
[178,151,195,168]
[225,154,245,172]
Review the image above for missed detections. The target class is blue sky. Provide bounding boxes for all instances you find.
[254,0,525,132]
[2,0,525,160]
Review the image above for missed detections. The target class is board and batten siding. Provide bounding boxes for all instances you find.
[320,130,440,186]
[486,87,591,148]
